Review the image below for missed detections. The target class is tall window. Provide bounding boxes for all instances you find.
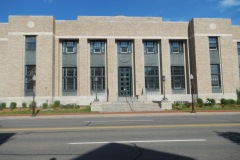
[144,41,158,54]
[170,41,183,54]
[90,41,105,54]
[237,42,240,55]
[62,41,77,54]
[25,65,36,91]
[171,66,185,89]
[117,41,132,54]
[209,37,218,50]
[91,67,105,90]
[25,36,36,51]
[63,67,77,90]
[145,66,159,90]
[211,65,221,87]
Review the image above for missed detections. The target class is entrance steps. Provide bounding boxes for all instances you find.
[91,97,164,112]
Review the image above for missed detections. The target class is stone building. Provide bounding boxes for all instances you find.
[0,15,240,111]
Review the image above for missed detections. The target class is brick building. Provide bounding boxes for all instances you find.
[0,16,240,111]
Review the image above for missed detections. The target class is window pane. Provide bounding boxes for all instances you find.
[63,67,77,90]
[145,66,159,89]
[171,66,185,89]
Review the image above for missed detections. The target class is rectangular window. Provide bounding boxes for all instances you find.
[25,36,36,51]
[209,37,218,50]
[91,67,105,90]
[117,41,132,54]
[62,41,77,54]
[144,41,158,54]
[25,65,36,90]
[211,64,221,87]
[170,41,183,54]
[90,41,105,54]
[237,42,240,55]
[145,66,159,90]
[171,66,185,89]
[63,67,77,90]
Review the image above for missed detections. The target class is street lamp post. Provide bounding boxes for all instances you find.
[32,75,36,117]
[94,77,99,101]
[190,74,196,113]
[162,75,167,100]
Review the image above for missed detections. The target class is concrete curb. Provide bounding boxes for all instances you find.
[1,110,240,119]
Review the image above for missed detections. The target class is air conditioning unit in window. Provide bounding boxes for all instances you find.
[121,47,128,53]
[147,47,154,53]
[94,48,101,53]
[66,47,74,53]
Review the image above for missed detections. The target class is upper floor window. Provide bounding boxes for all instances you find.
[144,41,158,54]
[117,41,132,54]
[25,36,36,51]
[237,42,240,55]
[170,41,183,54]
[209,37,218,50]
[90,41,105,54]
[62,41,77,54]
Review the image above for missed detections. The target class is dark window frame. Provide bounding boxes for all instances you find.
[62,41,77,54]
[62,67,77,91]
[211,64,221,88]
[171,66,185,89]
[170,41,183,54]
[144,41,158,54]
[25,65,36,91]
[91,67,105,91]
[237,42,240,55]
[145,66,159,90]
[90,41,105,54]
[25,36,36,51]
[209,37,218,50]
[117,41,132,54]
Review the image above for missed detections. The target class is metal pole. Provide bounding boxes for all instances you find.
[32,80,36,116]
[163,80,166,100]
[95,77,99,101]
[190,75,196,113]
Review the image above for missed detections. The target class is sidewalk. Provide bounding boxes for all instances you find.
[1,110,240,119]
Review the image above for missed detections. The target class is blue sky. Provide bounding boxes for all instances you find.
[0,0,239,25]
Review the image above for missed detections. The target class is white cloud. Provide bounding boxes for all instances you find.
[220,0,240,7]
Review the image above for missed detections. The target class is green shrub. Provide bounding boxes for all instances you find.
[228,99,236,105]
[29,101,37,109]
[10,102,17,110]
[53,100,61,108]
[221,98,228,105]
[42,103,48,109]
[183,102,191,108]
[237,99,240,105]
[0,102,7,110]
[205,98,215,106]
[22,102,27,108]
[197,98,204,107]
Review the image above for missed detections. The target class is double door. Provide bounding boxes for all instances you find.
[118,67,132,96]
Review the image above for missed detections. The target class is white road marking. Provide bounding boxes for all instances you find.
[83,120,154,123]
[68,139,206,145]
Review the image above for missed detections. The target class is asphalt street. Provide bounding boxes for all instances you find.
[0,113,240,160]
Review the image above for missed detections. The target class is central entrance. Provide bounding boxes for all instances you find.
[118,67,132,96]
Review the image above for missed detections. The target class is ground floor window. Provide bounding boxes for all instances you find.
[171,66,185,89]
[91,67,105,91]
[63,67,77,90]
[25,65,36,91]
[145,66,159,90]
[211,64,221,87]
